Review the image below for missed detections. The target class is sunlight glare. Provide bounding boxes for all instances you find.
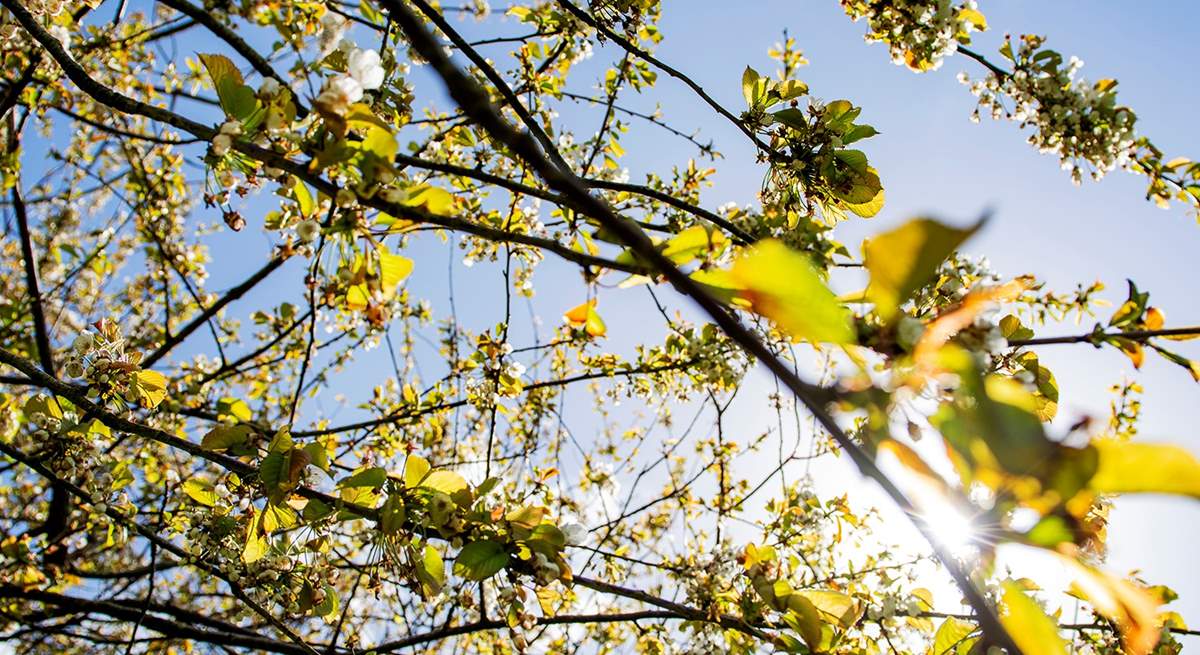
[919,501,978,555]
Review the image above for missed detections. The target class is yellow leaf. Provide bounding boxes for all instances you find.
[864,218,981,322]
[182,479,217,507]
[1089,440,1200,499]
[378,247,413,299]
[404,454,431,488]
[133,369,168,409]
[1000,582,1068,655]
[421,470,469,495]
[729,239,855,344]
[929,617,976,655]
[957,7,987,30]
[199,53,243,88]
[243,508,268,564]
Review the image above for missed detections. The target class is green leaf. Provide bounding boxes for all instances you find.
[199,54,260,123]
[259,452,286,491]
[782,594,824,650]
[302,442,330,473]
[314,583,339,620]
[930,617,977,655]
[182,479,218,507]
[1089,440,1200,499]
[863,218,981,322]
[730,239,856,344]
[267,428,293,454]
[416,543,445,595]
[841,124,879,145]
[1000,582,1068,655]
[742,66,763,106]
[454,540,509,581]
[338,466,388,489]
[771,108,809,130]
[201,425,254,451]
[303,498,333,522]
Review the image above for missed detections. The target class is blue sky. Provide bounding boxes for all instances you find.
[52,0,1200,639]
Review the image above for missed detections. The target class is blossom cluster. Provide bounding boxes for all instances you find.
[841,0,986,72]
[62,319,157,407]
[960,36,1138,184]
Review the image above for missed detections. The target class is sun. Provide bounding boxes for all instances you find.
[917,501,980,556]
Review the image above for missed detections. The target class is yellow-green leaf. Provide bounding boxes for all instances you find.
[1000,582,1068,655]
[454,540,508,580]
[421,470,469,495]
[730,239,855,344]
[864,218,980,322]
[929,617,976,655]
[378,247,413,296]
[1089,440,1200,499]
[132,369,168,408]
[182,479,217,507]
[404,454,431,488]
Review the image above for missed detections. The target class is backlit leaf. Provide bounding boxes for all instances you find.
[930,617,976,655]
[1089,440,1200,499]
[730,239,855,344]
[864,218,981,322]
[1000,582,1068,655]
[454,540,509,580]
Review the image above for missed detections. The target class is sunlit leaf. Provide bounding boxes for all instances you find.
[929,617,976,655]
[378,246,413,297]
[730,239,855,344]
[454,540,508,580]
[1000,582,1068,655]
[131,369,168,408]
[338,466,388,489]
[182,479,217,507]
[404,454,431,488]
[1089,440,1200,499]
[1053,551,1161,655]
[864,218,981,322]
[564,300,607,338]
[421,470,469,495]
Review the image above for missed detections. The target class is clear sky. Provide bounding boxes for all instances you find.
[59,0,1200,642]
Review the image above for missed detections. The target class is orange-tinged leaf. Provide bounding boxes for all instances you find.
[1053,551,1161,655]
[564,300,606,337]
[913,277,1033,369]
[1143,307,1164,330]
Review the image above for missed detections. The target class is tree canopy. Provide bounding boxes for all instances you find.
[1,1,1200,654]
